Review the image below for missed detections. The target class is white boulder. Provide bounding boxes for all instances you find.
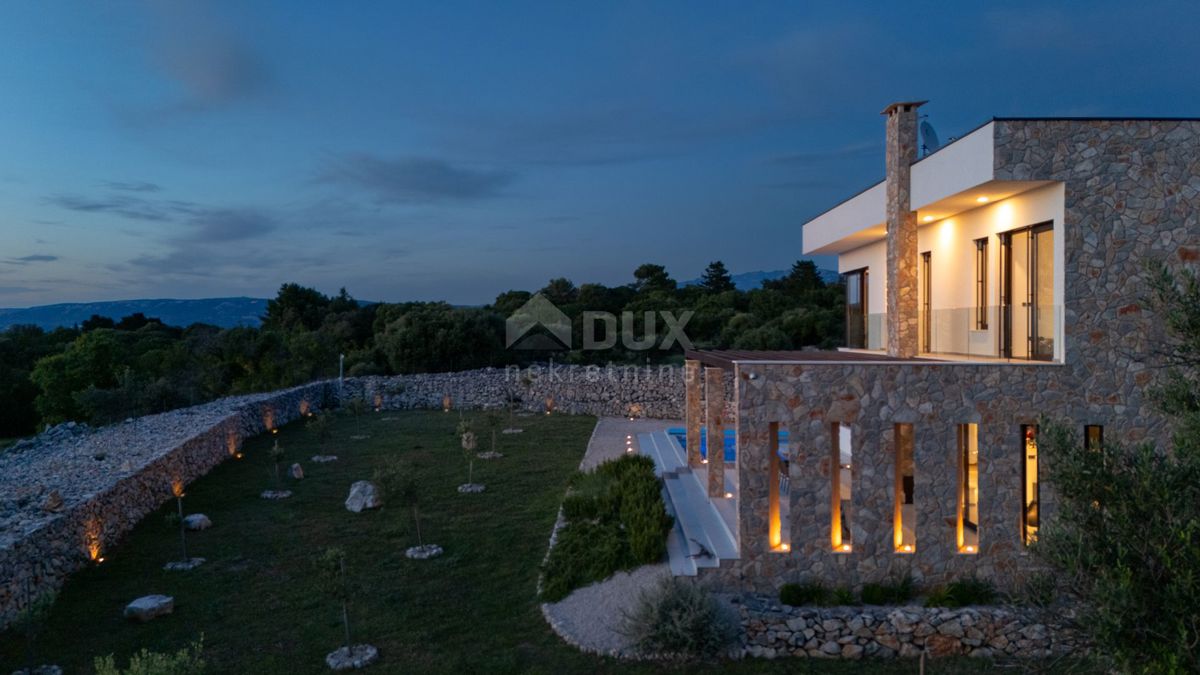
[345,481,382,512]
[124,594,174,621]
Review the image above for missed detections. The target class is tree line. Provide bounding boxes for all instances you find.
[0,260,842,436]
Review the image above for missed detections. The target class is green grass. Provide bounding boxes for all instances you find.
[0,411,1091,674]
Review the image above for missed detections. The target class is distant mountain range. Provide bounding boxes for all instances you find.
[0,269,842,331]
[0,297,268,331]
[682,268,839,291]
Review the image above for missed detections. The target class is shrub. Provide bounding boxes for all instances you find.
[94,638,205,675]
[779,582,829,606]
[1032,261,1199,671]
[620,577,739,659]
[541,520,633,601]
[923,577,996,608]
[542,455,672,600]
[831,587,858,606]
[861,576,915,605]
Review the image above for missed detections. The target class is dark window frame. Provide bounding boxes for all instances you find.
[974,237,989,330]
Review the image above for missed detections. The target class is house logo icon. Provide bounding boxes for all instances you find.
[506,293,572,350]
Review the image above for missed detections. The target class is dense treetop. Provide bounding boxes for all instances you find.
[0,261,842,435]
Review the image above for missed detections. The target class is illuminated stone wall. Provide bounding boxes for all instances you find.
[0,381,334,629]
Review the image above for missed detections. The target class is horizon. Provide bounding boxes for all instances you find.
[3,1,1200,306]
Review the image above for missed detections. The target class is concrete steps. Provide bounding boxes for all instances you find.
[639,431,738,576]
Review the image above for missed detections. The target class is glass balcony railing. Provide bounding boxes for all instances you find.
[858,305,1062,361]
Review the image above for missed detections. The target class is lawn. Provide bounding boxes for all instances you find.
[1,410,1085,674]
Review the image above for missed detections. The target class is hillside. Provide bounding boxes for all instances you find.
[0,297,268,330]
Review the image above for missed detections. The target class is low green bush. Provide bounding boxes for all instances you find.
[861,576,915,605]
[779,582,829,606]
[620,576,739,659]
[541,520,633,601]
[94,638,205,675]
[542,455,672,600]
[924,577,997,608]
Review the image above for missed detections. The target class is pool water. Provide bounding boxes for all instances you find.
[667,428,789,463]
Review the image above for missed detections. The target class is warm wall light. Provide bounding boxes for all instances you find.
[544,395,555,415]
[780,543,790,552]
[373,393,383,411]
[922,215,934,223]
[724,491,733,499]
[701,458,709,464]
[899,544,914,553]
[976,196,989,203]
[171,480,185,499]
[442,395,452,413]
[840,544,852,553]
[963,545,976,553]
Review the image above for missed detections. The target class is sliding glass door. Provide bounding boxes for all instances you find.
[844,268,868,349]
[1000,223,1054,360]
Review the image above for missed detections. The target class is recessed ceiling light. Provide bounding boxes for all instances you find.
[976,196,989,203]
[922,215,934,223]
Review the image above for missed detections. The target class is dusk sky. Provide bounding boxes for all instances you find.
[3,1,1199,307]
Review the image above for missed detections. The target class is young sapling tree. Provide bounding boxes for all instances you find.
[314,547,354,649]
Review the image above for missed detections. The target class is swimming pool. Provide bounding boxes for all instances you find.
[666,427,789,463]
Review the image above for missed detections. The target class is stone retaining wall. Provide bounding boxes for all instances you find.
[0,381,335,629]
[736,599,1086,660]
[346,364,728,419]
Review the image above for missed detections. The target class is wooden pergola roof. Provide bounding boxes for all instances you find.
[684,349,929,370]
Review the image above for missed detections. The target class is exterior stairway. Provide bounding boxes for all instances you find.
[638,431,738,576]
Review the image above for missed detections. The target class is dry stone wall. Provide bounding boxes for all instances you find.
[735,597,1086,660]
[346,364,708,419]
[0,381,335,629]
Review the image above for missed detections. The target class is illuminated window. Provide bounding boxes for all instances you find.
[1085,425,1103,452]
[831,423,853,552]
[768,422,790,552]
[974,238,989,329]
[1021,425,1039,545]
[893,424,915,553]
[957,424,980,553]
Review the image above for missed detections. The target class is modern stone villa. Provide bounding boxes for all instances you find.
[639,103,1200,593]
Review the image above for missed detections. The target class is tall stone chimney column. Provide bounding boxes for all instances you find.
[882,100,925,359]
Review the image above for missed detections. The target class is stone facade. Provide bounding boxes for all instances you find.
[705,367,726,497]
[698,118,1200,594]
[735,597,1085,660]
[684,361,702,467]
[0,381,335,629]
[884,101,923,358]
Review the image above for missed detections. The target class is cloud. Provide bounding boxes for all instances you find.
[180,208,275,243]
[5,254,59,264]
[127,0,269,120]
[320,154,516,203]
[768,141,880,165]
[46,194,196,222]
[102,180,162,193]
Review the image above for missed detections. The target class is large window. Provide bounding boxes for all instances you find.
[893,424,915,553]
[831,423,853,552]
[974,237,989,330]
[844,268,868,349]
[1021,425,1039,545]
[957,424,980,553]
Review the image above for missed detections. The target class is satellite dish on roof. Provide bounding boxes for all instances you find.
[920,120,940,156]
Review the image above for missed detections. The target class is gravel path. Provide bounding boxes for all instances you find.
[541,563,671,657]
[540,416,680,658]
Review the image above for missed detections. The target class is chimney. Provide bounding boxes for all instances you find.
[881,100,925,358]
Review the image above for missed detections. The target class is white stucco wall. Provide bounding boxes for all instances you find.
[838,183,1066,359]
